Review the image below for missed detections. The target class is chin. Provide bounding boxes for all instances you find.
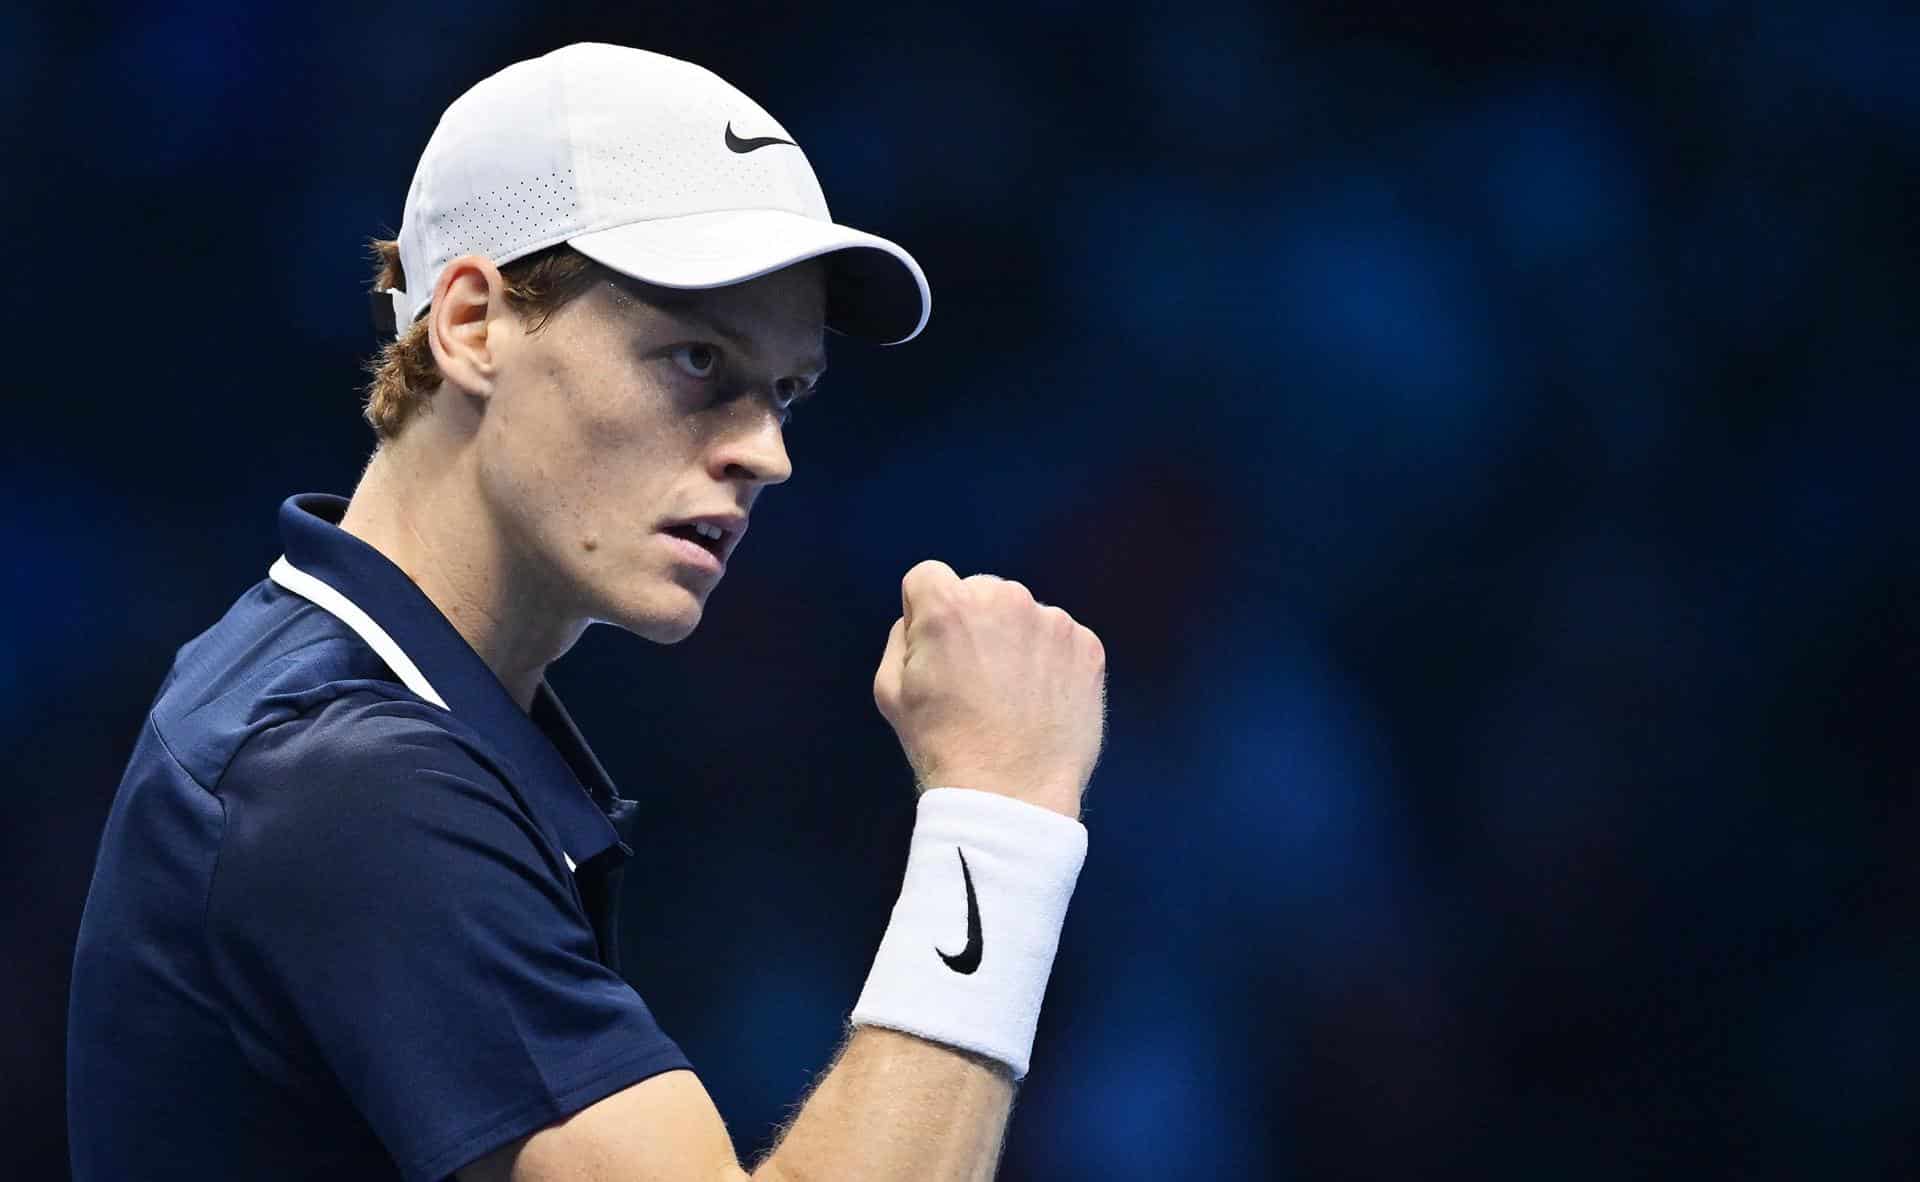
[640,614,702,645]
[603,587,707,645]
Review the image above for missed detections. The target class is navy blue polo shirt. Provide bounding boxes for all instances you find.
[68,495,691,1182]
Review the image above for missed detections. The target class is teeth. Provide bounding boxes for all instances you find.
[693,522,724,541]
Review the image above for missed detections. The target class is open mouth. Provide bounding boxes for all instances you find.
[665,523,726,558]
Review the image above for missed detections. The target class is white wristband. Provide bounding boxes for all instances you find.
[850,787,1088,1080]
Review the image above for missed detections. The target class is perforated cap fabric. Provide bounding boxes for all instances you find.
[388,43,930,344]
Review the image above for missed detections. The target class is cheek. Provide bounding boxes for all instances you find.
[475,360,602,534]
[563,383,701,508]
[488,354,706,553]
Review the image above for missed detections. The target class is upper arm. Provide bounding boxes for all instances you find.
[458,1068,748,1182]
[207,697,693,1180]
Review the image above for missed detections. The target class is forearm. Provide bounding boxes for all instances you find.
[740,788,1083,1181]
[754,1026,1015,1182]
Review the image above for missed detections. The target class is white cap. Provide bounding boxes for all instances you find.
[385,43,930,345]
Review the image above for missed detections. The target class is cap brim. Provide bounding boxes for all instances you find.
[568,209,930,345]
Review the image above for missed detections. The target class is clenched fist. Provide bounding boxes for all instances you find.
[873,560,1107,820]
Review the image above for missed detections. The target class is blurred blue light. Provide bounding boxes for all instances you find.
[0,479,129,725]
[1474,86,1642,267]
[1040,975,1264,1179]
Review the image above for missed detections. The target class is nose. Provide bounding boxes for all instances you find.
[710,405,793,488]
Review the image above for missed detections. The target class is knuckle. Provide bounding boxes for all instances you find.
[904,559,957,594]
[962,573,1031,603]
[905,588,952,618]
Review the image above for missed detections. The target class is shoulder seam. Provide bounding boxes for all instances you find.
[146,711,219,798]
[211,684,449,789]
[196,684,456,1075]
[137,710,244,1075]
[213,688,509,808]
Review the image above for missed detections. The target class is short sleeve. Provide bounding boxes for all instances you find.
[206,694,690,1182]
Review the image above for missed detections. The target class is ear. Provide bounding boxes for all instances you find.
[426,254,512,398]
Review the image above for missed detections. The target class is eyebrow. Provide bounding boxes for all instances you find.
[612,281,828,379]
[674,308,828,379]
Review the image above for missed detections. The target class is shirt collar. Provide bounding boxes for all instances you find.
[272,493,628,870]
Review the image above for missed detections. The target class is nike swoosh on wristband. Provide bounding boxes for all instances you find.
[725,123,797,153]
[935,847,983,974]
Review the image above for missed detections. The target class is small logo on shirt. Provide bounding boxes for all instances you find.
[935,847,982,975]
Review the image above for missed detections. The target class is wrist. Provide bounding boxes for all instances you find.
[915,778,1084,822]
[850,787,1088,1079]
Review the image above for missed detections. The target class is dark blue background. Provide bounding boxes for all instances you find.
[6,2,1916,1177]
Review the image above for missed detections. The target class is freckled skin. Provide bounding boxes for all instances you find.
[339,257,829,706]
[475,263,827,644]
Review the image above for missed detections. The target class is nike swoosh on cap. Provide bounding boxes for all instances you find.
[725,122,797,153]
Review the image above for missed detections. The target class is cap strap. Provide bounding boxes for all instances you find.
[368,287,409,339]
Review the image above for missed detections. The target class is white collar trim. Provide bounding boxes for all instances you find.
[266,555,578,874]
[268,555,449,709]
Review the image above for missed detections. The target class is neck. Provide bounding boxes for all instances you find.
[339,431,587,711]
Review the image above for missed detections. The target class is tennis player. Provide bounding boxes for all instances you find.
[67,43,1104,1182]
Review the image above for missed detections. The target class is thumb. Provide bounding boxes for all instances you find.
[900,559,960,625]
[873,616,908,721]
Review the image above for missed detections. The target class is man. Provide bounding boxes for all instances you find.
[67,43,1105,1182]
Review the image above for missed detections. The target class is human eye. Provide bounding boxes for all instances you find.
[771,376,818,425]
[668,343,719,380]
